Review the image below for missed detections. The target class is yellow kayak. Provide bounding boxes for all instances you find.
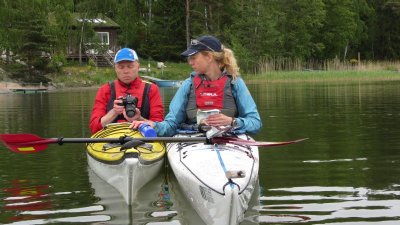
[86,123,165,205]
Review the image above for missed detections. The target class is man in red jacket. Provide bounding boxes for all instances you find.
[89,48,164,134]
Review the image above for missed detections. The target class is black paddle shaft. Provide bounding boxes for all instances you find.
[56,136,209,144]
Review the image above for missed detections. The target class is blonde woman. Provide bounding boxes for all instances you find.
[131,35,261,136]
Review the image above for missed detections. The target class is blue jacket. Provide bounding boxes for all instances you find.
[154,73,262,136]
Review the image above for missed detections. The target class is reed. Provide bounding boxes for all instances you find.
[243,70,400,83]
[47,59,400,87]
[253,57,400,74]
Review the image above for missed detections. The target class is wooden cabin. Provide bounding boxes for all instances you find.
[67,13,120,67]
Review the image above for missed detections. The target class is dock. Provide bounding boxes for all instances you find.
[10,88,48,93]
[0,82,48,94]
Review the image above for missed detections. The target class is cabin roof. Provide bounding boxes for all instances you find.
[71,13,120,28]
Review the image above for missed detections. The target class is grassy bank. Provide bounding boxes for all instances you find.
[243,70,400,83]
[39,61,400,88]
[2,58,399,88]
[48,61,192,88]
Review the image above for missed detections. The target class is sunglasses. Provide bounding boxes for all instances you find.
[191,39,215,52]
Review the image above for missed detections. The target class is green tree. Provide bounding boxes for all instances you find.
[1,0,55,82]
[144,0,186,61]
[47,0,75,66]
[277,0,326,59]
[115,0,144,49]
[225,0,281,72]
[0,0,12,64]
[185,0,234,39]
[372,0,400,59]
[0,0,25,64]
[344,0,374,60]
[317,0,359,60]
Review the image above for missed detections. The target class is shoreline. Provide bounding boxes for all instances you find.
[2,69,400,93]
[0,81,41,93]
[0,81,100,94]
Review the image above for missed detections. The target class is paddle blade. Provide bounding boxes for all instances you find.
[0,134,52,153]
[213,137,308,147]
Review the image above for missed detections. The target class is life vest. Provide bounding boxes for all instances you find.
[185,74,237,124]
[106,80,151,123]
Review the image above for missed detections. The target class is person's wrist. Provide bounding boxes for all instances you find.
[231,117,239,128]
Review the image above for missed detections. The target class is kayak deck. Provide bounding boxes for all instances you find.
[86,123,166,205]
[87,123,165,164]
[167,133,259,225]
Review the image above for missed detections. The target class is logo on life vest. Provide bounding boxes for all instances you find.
[200,92,217,97]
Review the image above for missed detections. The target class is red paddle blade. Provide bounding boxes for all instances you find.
[0,134,52,153]
[212,137,308,147]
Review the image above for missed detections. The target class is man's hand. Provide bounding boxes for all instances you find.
[113,98,125,115]
[123,108,142,122]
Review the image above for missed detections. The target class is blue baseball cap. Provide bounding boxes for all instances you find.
[181,35,223,57]
[114,48,139,63]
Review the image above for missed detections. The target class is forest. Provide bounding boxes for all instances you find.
[0,0,399,78]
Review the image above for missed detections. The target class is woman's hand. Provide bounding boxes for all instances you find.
[129,120,155,129]
[205,113,233,127]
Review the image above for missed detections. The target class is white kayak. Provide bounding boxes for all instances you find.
[86,123,166,205]
[167,133,259,225]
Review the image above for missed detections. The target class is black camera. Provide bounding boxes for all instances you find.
[118,94,138,118]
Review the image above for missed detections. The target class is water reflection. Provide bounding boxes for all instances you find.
[2,180,52,222]
[1,82,400,224]
[260,185,400,224]
[86,163,211,225]
[151,167,174,211]
[1,179,107,225]
[88,167,181,225]
[86,163,263,225]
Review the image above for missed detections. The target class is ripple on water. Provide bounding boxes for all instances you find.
[255,185,400,224]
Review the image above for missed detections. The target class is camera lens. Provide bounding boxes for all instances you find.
[123,94,138,118]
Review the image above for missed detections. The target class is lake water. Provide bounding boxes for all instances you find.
[0,80,399,225]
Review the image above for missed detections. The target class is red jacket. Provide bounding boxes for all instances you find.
[89,77,164,133]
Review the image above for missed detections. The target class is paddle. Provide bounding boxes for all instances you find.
[212,136,309,147]
[0,133,307,154]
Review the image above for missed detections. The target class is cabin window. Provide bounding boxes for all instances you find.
[96,32,109,45]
